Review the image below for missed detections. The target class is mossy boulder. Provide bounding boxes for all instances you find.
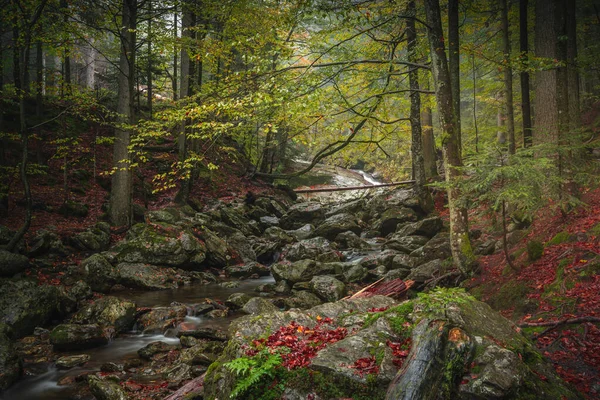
[0,331,21,390]
[395,216,444,238]
[284,236,337,262]
[70,296,136,333]
[0,249,29,277]
[28,229,68,258]
[313,213,361,241]
[87,375,128,400]
[70,222,111,252]
[0,280,59,338]
[280,202,326,230]
[383,234,430,254]
[224,261,269,279]
[81,253,118,293]
[50,324,111,351]
[58,200,89,218]
[374,207,419,236]
[309,276,346,302]
[272,259,334,284]
[137,305,188,333]
[113,223,206,269]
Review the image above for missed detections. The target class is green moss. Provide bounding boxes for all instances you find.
[363,300,414,336]
[546,231,571,247]
[590,223,600,237]
[486,281,531,317]
[526,240,544,261]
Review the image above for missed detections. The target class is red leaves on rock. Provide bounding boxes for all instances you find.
[244,318,347,370]
[350,356,379,376]
[387,338,411,368]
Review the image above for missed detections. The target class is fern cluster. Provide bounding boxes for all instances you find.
[224,349,283,399]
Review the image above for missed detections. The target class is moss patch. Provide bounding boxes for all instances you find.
[546,231,571,247]
[526,240,544,261]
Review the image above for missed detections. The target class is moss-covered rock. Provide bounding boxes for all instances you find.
[50,324,110,351]
[0,280,59,338]
[0,249,29,277]
[0,331,21,390]
[87,375,128,400]
[70,296,136,333]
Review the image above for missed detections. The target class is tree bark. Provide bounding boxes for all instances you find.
[109,0,137,227]
[448,0,461,155]
[501,0,516,154]
[520,0,533,147]
[147,0,153,119]
[566,0,580,131]
[407,1,432,212]
[425,0,473,275]
[173,10,178,100]
[60,0,71,96]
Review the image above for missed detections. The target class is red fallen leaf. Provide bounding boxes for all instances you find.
[460,379,469,385]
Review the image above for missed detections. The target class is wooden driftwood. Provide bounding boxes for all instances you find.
[164,374,205,400]
[346,278,414,300]
[294,180,415,193]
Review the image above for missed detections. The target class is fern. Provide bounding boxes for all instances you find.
[225,350,283,399]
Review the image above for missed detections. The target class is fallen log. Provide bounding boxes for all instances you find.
[164,374,205,400]
[294,180,415,193]
[346,278,414,300]
[518,316,600,338]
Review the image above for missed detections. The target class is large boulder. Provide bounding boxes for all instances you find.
[325,198,366,218]
[88,375,128,400]
[70,222,111,252]
[81,253,118,293]
[410,232,451,263]
[263,226,296,245]
[137,305,188,333]
[284,237,338,262]
[405,258,444,284]
[28,229,68,258]
[0,331,21,390]
[309,276,346,302]
[280,202,326,230]
[0,280,59,338]
[396,216,443,238]
[226,232,257,263]
[313,213,361,241]
[383,234,430,254]
[0,250,29,277]
[113,223,206,269]
[116,263,181,290]
[272,259,334,284]
[286,224,315,241]
[204,291,581,400]
[198,228,230,267]
[220,206,260,237]
[224,261,269,279]
[70,296,136,333]
[50,324,110,351]
[373,207,418,237]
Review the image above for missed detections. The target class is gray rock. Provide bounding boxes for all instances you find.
[71,296,136,333]
[283,291,323,309]
[286,224,315,241]
[242,298,279,315]
[374,207,419,236]
[50,324,110,351]
[28,229,68,257]
[196,228,230,267]
[88,375,128,400]
[137,305,188,333]
[396,216,443,238]
[113,223,206,268]
[56,354,91,368]
[0,250,29,277]
[280,202,326,230]
[272,259,333,284]
[309,276,346,302]
[390,253,416,270]
[224,261,269,279]
[340,263,368,283]
[225,293,254,310]
[220,206,260,237]
[334,231,372,250]
[146,209,180,224]
[0,332,21,390]
[384,234,430,254]
[410,232,451,263]
[313,213,361,241]
[406,259,444,283]
[70,222,111,252]
[284,236,336,262]
[259,216,280,230]
[0,280,59,338]
[176,327,228,341]
[81,254,118,293]
[226,232,256,263]
[325,198,366,218]
[138,341,176,359]
[68,281,93,303]
[116,263,180,290]
[264,226,296,244]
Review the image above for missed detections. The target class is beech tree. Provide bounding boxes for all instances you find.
[425,0,474,274]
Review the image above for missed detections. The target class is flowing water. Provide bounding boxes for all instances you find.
[1,276,275,400]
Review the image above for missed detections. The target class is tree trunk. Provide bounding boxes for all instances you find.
[109,0,136,227]
[147,0,153,119]
[425,0,473,275]
[61,0,71,96]
[448,0,461,155]
[173,10,178,101]
[36,41,43,118]
[520,0,533,147]
[566,0,580,131]
[472,54,479,153]
[421,104,437,179]
[407,1,432,212]
[533,0,559,148]
[501,0,516,154]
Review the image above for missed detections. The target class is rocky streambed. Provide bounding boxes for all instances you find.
[0,186,584,399]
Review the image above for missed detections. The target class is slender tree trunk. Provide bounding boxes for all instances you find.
[61,0,71,95]
[173,10,178,101]
[520,0,533,147]
[147,0,153,119]
[109,0,136,227]
[448,0,461,155]
[497,100,506,144]
[566,0,580,131]
[501,0,516,154]
[472,54,479,153]
[36,41,43,118]
[425,0,473,275]
[421,103,437,178]
[407,1,432,212]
